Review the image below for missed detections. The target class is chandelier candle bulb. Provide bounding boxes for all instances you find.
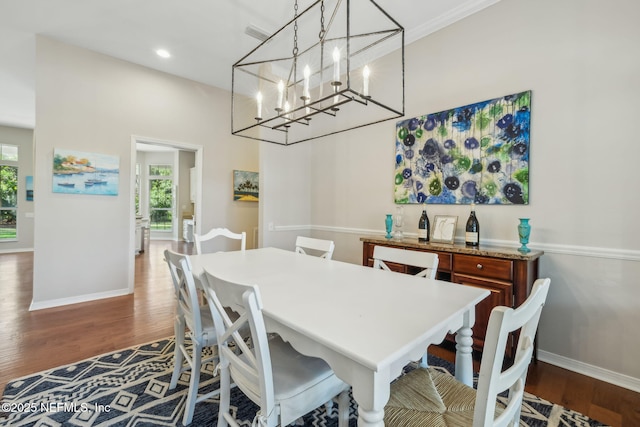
[332,47,340,84]
[302,65,310,100]
[276,80,284,111]
[256,92,262,120]
[363,65,370,97]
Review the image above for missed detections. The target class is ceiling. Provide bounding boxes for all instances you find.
[0,0,499,130]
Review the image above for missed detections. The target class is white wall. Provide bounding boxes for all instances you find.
[261,0,640,390]
[32,37,258,308]
[259,141,312,250]
[0,124,34,253]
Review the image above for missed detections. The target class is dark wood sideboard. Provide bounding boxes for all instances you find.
[361,236,544,357]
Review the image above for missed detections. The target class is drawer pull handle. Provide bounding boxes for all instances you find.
[476,264,483,270]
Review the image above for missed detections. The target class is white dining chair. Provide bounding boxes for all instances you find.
[384,278,551,427]
[194,227,246,254]
[373,245,439,367]
[295,236,335,259]
[372,245,439,279]
[200,269,351,427]
[164,249,220,425]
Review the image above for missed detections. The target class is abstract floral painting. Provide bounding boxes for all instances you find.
[394,90,531,205]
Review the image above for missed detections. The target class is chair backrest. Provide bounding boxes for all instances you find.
[473,277,551,427]
[200,270,277,425]
[372,245,439,279]
[295,236,335,259]
[194,227,246,254]
[164,249,205,338]
[164,248,184,297]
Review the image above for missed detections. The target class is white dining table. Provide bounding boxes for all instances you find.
[190,247,489,427]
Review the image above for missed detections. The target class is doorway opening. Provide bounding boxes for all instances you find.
[129,136,203,293]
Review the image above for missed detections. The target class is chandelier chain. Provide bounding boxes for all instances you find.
[319,0,325,40]
[293,0,299,57]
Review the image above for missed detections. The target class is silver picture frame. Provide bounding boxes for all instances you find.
[431,215,458,244]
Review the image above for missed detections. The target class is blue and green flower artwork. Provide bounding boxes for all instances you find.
[394,90,531,205]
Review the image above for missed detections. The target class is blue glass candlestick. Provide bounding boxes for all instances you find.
[385,214,393,239]
[518,218,531,253]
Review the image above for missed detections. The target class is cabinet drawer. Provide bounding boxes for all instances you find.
[453,254,513,281]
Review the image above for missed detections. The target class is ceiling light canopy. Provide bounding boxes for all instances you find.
[231,0,404,146]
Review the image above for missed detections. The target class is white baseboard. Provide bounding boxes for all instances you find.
[0,247,34,254]
[537,350,640,393]
[29,288,131,311]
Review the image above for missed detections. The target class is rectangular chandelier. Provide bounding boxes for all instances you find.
[231,0,404,146]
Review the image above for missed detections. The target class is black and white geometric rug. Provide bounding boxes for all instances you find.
[0,337,609,426]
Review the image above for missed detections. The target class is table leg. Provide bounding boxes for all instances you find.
[358,408,385,426]
[351,371,389,427]
[454,309,475,387]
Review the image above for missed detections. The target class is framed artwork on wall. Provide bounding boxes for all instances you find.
[431,215,458,244]
[25,176,33,201]
[233,170,259,202]
[52,149,120,196]
[394,90,531,205]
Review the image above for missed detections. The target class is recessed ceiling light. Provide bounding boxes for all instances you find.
[156,49,171,58]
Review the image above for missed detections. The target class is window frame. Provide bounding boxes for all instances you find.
[148,164,174,233]
[0,143,19,241]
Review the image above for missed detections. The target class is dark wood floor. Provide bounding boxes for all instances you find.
[1,241,638,426]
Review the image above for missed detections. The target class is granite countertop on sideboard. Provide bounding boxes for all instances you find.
[360,235,543,261]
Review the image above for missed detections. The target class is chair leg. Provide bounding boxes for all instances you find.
[324,399,334,417]
[182,342,202,426]
[170,316,186,389]
[419,351,429,368]
[217,363,232,427]
[337,389,350,427]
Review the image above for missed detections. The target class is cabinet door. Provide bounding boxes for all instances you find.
[452,273,513,352]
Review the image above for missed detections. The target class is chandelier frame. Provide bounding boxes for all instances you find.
[231,0,405,146]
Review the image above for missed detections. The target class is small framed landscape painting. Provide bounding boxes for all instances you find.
[233,170,259,202]
[52,149,119,196]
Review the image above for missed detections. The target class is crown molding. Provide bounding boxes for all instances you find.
[405,0,502,45]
